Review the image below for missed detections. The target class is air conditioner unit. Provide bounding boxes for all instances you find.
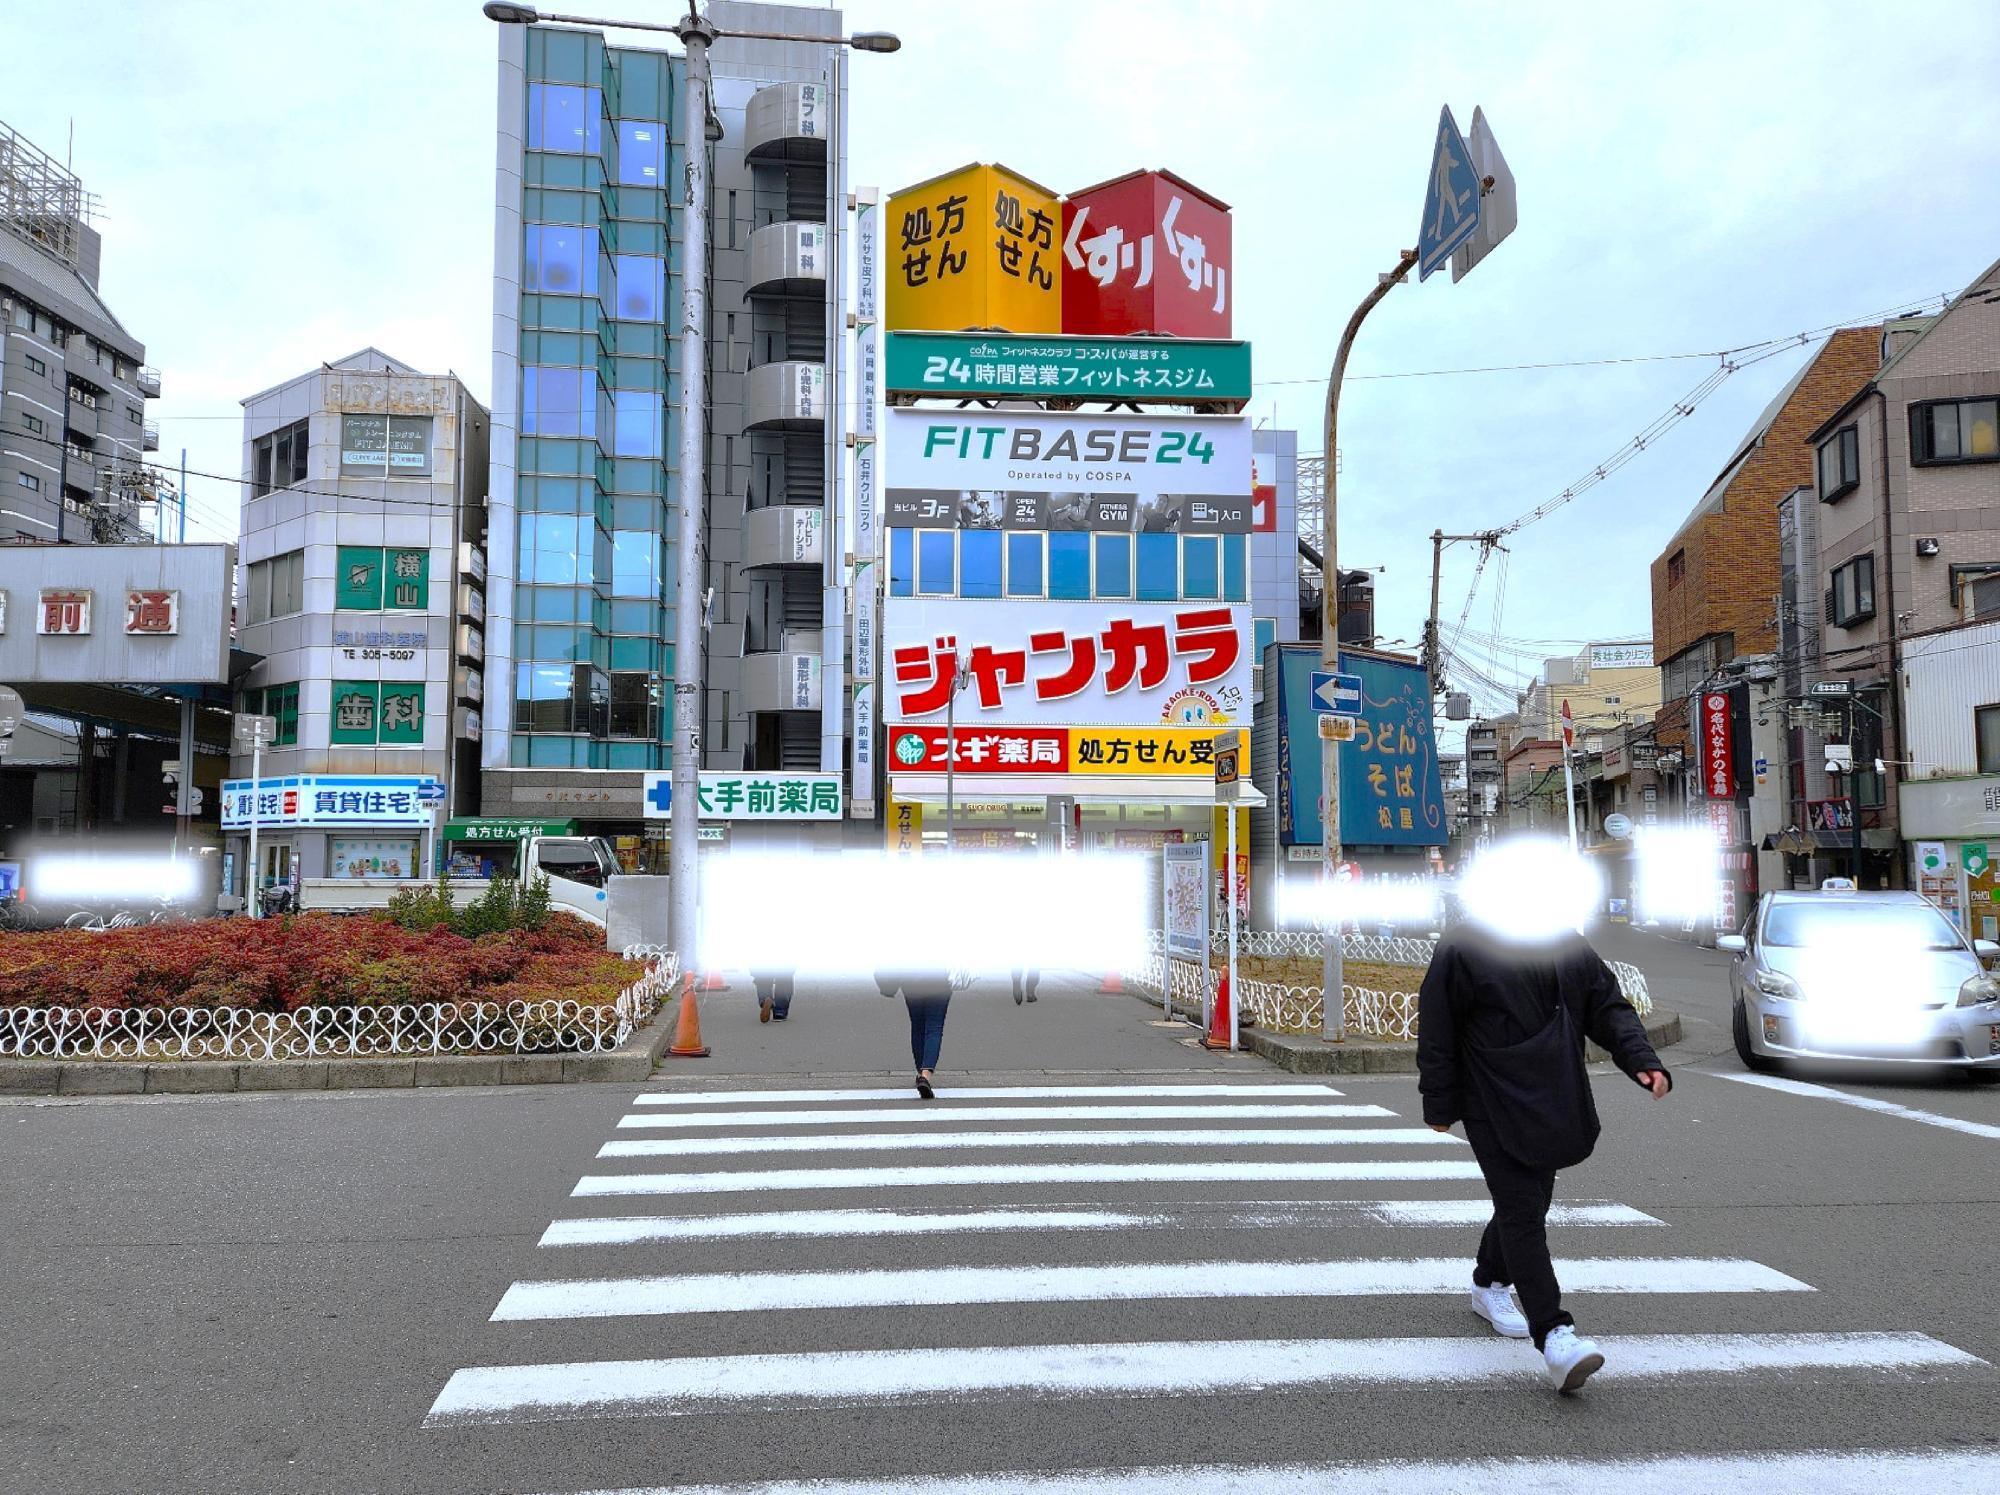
[1251,663,1264,697]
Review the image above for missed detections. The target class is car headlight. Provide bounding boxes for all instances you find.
[1754,970,1801,1000]
[1957,975,2000,1009]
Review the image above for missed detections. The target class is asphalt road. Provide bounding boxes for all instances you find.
[4,932,1996,1493]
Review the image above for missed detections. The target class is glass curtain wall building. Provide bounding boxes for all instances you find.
[495,26,684,772]
[488,5,852,837]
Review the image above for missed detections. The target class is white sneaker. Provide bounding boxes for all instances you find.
[1469,1281,1531,1339]
[1541,1324,1605,1392]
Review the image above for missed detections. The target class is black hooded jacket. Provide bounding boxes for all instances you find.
[1417,924,1668,1163]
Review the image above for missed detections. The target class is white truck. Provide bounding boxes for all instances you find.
[298,834,622,928]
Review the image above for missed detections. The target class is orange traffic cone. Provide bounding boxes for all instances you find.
[702,968,727,991]
[1098,969,1125,994]
[668,973,711,1058]
[1201,970,1234,1050]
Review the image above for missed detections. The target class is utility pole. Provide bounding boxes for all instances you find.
[667,6,717,971]
[1320,247,1416,1041]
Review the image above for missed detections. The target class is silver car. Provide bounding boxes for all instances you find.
[1720,889,2000,1076]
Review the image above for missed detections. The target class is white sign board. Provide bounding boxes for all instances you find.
[1163,841,1209,962]
[884,598,1251,729]
[220,774,442,829]
[885,408,1250,501]
[640,770,844,821]
[1589,643,1655,669]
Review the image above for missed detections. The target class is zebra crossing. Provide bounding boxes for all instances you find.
[423,1080,1991,1488]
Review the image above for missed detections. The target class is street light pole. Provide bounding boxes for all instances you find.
[943,658,969,855]
[1320,247,1416,1042]
[667,6,716,971]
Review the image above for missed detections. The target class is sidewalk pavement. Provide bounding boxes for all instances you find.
[661,971,1271,1079]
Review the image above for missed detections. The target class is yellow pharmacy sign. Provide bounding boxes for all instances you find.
[887,798,924,855]
[1069,727,1248,777]
[885,163,1062,334]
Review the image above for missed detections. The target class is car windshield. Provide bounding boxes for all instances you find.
[1763,900,1963,951]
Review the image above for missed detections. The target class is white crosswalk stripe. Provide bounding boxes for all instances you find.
[536,1199,1663,1247]
[426,1330,1978,1426]
[595,1125,1460,1158]
[423,1077,1993,1480]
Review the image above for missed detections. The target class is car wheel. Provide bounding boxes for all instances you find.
[1733,999,1775,1073]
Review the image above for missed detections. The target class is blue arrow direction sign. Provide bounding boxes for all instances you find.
[1417,105,1481,281]
[1312,670,1363,715]
[416,780,447,805]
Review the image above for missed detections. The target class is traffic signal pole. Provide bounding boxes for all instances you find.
[1320,248,1416,1042]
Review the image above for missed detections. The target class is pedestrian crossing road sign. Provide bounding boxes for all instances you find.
[1417,105,1482,281]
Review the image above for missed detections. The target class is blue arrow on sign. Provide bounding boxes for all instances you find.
[417,781,446,804]
[1417,105,1482,281]
[1311,670,1363,715]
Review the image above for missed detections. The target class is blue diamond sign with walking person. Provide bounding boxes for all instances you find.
[1418,104,1483,281]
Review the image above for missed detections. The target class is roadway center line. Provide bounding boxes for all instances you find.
[424,1330,1979,1425]
[527,1448,2000,1494]
[573,1159,1487,1197]
[616,1102,1394,1129]
[631,1084,1345,1107]
[536,1200,1661,1247]
[489,1256,1809,1321]
[595,1127,1460,1159]
[1715,1072,2000,1141]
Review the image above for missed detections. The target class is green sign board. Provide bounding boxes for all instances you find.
[336,545,430,611]
[884,331,1251,405]
[1965,843,1990,879]
[443,817,578,842]
[330,680,426,745]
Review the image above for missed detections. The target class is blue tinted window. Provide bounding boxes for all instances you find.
[960,530,1001,598]
[889,529,914,597]
[1049,532,1090,599]
[611,529,659,597]
[1254,617,1277,662]
[1006,532,1043,596]
[522,366,593,438]
[616,120,664,186]
[612,390,661,458]
[1183,536,1220,599]
[1137,532,1178,601]
[1094,533,1131,598]
[1223,533,1247,602]
[528,84,602,154]
[524,225,598,295]
[613,254,663,321]
[892,527,916,591]
[918,530,954,594]
[520,512,583,585]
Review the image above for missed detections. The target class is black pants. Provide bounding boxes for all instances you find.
[1464,1117,1574,1350]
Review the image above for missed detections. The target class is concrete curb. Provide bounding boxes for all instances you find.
[0,1014,673,1096]
[1243,1010,1686,1075]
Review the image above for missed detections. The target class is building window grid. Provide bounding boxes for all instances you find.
[1829,554,1876,628]
[1816,425,1859,501]
[887,528,1249,603]
[1976,705,2000,776]
[1911,398,2000,465]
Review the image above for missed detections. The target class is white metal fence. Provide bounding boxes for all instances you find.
[0,952,679,1062]
[1128,931,1650,1039]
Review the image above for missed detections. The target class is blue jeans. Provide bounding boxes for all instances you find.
[906,993,949,1071]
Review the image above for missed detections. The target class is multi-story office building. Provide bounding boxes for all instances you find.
[0,119,160,544]
[483,3,855,845]
[228,351,488,898]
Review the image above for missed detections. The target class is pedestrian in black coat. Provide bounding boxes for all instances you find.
[876,966,953,1099]
[1417,922,1672,1391]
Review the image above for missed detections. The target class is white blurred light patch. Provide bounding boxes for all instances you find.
[699,851,1150,979]
[31,853,200,904]
[1279,877,1442,930]
[1632,825,1720,927]
[1454,836,1603,943]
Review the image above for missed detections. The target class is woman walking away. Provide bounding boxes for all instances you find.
[877,966,953,1099]
[1011,966,1039,1005]
[1417,842,1672,1394]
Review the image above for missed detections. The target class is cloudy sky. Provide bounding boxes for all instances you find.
[10,0,1998,709]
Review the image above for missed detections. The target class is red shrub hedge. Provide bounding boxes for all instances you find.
[0,912,643,1011]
